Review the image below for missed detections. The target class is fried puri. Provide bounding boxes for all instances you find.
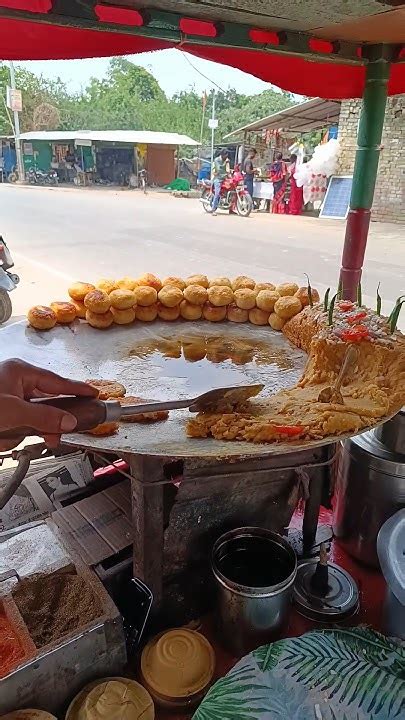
[111,307,136,325]
[96,278,117,294]
[269,312,286,331]
[232,275,256,291]
[50,301,77,324]
[274,296,302,319]
[185,274,209,289]
[249,308,270,326]
[86,379,126,399]
[209,277,232,288]
[180,300,202,320]
[162,276,186,291]
[137,273,162,292]
[68,281,95,302]
[276,282,299,297]
[109,289,136,310]
[84,289,111,314]
[202,302,227,322]
[134,286,158,307]
[86,309,114,328]
[158,285,184,308]
[157,303,180,321]
[255,289,280,312]
[119,395,169,423]
[116,277,138,291]
[295,286,320,307]
[254,282,276,292]
[234,288,257,310]
[227,303,248,323]
[183,284,208,306]
[72,300,86,319]
[136,303,158,322]
[207,285,234,307]
[27,305,57,330]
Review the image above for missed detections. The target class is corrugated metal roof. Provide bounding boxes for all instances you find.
[17,130,199,146]
[224,98,341,139]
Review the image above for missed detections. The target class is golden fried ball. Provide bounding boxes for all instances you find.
[202,302,227,322]
[162,276,186,291]
[119,396,169,423]
[86,422,119,436]
[137,273,162,292]
[183,284,208,306]
[68,281,95,302]
[180,300,202,321]
[249,308,270,326]
[86,379,126,399]
[111,307,136,325]
[185,274,209,289]
[72,300,86,319]
[96,278,117,294]
[232,275,256,291]
[274,296,302,319]
[158,285,184,308]
[255,289,280,313]
[227,303,248,323]
[50,301,77,324]
[86,309,114,329]
[254,282,276,292]
[207,285,234,307]
[136,303,158,322]
[182,341,206,362]
[209,276,232,288]
[294,286,320,307]
[234,288,257,310]
[134,285,158,307]
[276,282,299,297]
[269,313,286,331]
[84,289,111,314]
[109,289,136,310]
[157,303,180,321]
[116,276,138,291]
[27,305,57,331]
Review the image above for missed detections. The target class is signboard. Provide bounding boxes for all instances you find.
[6,86,22,113]
[208,118,218,129]
[75,138,92,147]
[23,142,33,155]
[319,176,353,220]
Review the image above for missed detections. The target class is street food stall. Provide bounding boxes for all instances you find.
[0,2,404,719]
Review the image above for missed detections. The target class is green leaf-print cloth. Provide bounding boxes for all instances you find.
[194,628,405,720]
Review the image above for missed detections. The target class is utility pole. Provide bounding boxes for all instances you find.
[209,90,217,179]
[8,61,24,182]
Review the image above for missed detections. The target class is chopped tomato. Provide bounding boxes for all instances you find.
[273,424,304,436]
[347,311,367,325]
[338,300,355,312]
[341,324,370,343]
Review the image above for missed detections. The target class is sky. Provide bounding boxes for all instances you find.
[18,49,273,97]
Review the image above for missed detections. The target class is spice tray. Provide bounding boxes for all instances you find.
[0,561,127,716]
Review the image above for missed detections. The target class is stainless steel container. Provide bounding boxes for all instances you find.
[333,420,405,568]
[377,509,405,640]
[375,408,405,455]
[212,527,297,655]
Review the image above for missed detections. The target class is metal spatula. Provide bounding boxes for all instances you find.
[0,384,264,439]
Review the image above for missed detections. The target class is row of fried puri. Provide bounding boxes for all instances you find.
[27,273,320,331]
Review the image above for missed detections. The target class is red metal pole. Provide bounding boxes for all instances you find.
[340,49,391,300]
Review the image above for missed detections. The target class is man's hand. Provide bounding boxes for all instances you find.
[0,359,98,451]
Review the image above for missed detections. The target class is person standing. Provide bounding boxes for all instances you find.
[269,152,288,214]
[287,153,304,215]
[243,148,257,200]
[211,148,230,215]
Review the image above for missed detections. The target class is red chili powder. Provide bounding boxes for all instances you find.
[0,611,26,678]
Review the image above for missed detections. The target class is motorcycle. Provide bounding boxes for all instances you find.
[200,168,253,217]
[27,166,58,186]
[0,237,20,324]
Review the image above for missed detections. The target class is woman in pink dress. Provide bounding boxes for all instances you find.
[288,154,304,215]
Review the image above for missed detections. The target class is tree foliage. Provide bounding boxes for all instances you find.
[0,58,294,142]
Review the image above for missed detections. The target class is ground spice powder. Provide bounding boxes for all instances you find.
[0,610,26,678]
[12,572,103,648]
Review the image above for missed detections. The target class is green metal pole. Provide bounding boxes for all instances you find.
[340,47,391,300]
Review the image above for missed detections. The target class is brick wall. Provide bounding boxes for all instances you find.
[337,95,405,224]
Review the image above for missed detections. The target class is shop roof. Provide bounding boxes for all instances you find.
[224,98,342,139]
[17,130,199,146]
[0,2,403,99]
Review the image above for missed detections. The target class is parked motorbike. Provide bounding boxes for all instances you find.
[200,168,253,217]
[27,166,58,186]
[0,237,20,324]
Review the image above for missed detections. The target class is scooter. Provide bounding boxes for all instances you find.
[200,167,253,217]
[0,237,20,324]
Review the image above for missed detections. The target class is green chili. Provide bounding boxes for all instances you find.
[328,294,337,326]
[356,283,362,307]
[323,287,330,313]
[389,300,404,333]
[376,283,382,316]
[337,279,343,300]
[304,273,313,307]
[388,295,405,325]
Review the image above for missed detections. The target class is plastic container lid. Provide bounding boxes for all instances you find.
[140,629,215,703]
[0,712,57,720]
[65,677,154,720]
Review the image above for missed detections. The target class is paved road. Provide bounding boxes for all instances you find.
[1,184,404,325]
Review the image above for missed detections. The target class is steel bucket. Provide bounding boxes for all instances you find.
[212,527,297,655]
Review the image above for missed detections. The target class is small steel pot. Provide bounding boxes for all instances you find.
[212,527,297,655]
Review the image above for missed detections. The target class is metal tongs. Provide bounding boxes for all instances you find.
[0,442,50,510]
